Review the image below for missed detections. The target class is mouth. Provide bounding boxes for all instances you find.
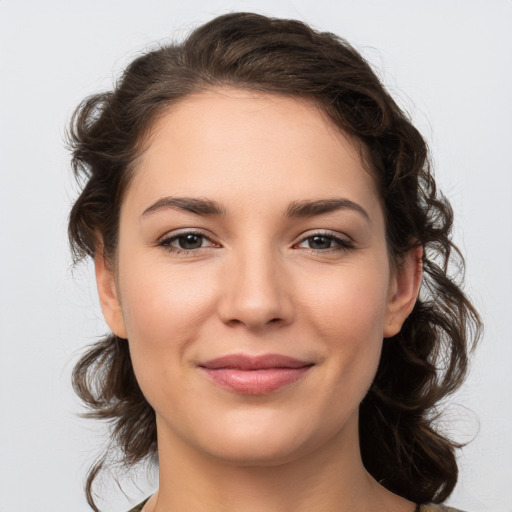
[198,354,314,395]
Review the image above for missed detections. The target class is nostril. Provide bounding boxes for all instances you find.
[225,317,282,328]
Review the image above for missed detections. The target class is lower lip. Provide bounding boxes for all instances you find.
[201,367,312,394]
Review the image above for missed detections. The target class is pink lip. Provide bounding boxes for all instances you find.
[199,354,313,395]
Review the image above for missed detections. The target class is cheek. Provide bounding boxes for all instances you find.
[117,259,216,388]
[301,258,390,339]
[299,259,390,389]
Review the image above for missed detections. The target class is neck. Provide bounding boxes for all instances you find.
[147,416,415,512]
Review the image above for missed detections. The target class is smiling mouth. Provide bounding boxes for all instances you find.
[199,354,314,395]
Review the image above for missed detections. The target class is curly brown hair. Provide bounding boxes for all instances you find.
[67,12,481,511]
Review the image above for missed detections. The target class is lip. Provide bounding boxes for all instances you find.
[199,354,314,395]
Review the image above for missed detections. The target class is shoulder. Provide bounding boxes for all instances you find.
[420,505,466,512]
[127,497,150,512]
[127,500,465,512]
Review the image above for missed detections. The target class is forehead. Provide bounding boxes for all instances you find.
[125,88,380,219]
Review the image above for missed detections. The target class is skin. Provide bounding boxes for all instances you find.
[96,88,422,512]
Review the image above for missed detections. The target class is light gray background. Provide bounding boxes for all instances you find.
[1,1,511,511]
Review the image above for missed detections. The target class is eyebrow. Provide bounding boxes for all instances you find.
[142,196,370,222]
[142,197,226,217]
[285,198,371,222]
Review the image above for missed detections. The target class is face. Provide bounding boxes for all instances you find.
[97,88,420,467]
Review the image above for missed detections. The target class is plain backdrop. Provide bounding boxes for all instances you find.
[1,1,511,511]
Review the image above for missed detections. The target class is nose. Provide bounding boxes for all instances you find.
[217,245,294,331]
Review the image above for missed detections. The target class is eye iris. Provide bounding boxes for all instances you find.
[309,236,332,250]
[178,234,203,249]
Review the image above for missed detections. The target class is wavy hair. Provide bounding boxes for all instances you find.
[68,12,481,511]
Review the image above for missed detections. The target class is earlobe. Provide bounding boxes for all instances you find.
[383,246,423,338]
[94,249,128,339]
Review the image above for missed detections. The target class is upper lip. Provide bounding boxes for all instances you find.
[199,354,313,370]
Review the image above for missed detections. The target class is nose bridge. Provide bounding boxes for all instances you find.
[219,238,292,329]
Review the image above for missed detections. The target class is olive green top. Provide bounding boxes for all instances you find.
[420,506,466,512]
[128,498,465,512]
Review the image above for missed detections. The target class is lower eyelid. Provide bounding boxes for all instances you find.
[157,231,215,249]
[296,233,354,249]
[157,231,353,253]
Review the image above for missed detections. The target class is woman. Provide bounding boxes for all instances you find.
[68,12,480,512]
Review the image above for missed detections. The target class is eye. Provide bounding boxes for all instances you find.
[295,232,354,252]
[158,231,218,253]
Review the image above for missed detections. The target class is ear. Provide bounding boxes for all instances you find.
[383,246,423,338]
[94,249,128,339]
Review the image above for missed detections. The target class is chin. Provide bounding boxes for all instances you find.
[191,409,350,468]
[205,435,312,467]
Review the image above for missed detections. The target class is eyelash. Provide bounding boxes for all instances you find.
[294,231,355,253]
[158,230,218,255]
[157,230,355,255]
